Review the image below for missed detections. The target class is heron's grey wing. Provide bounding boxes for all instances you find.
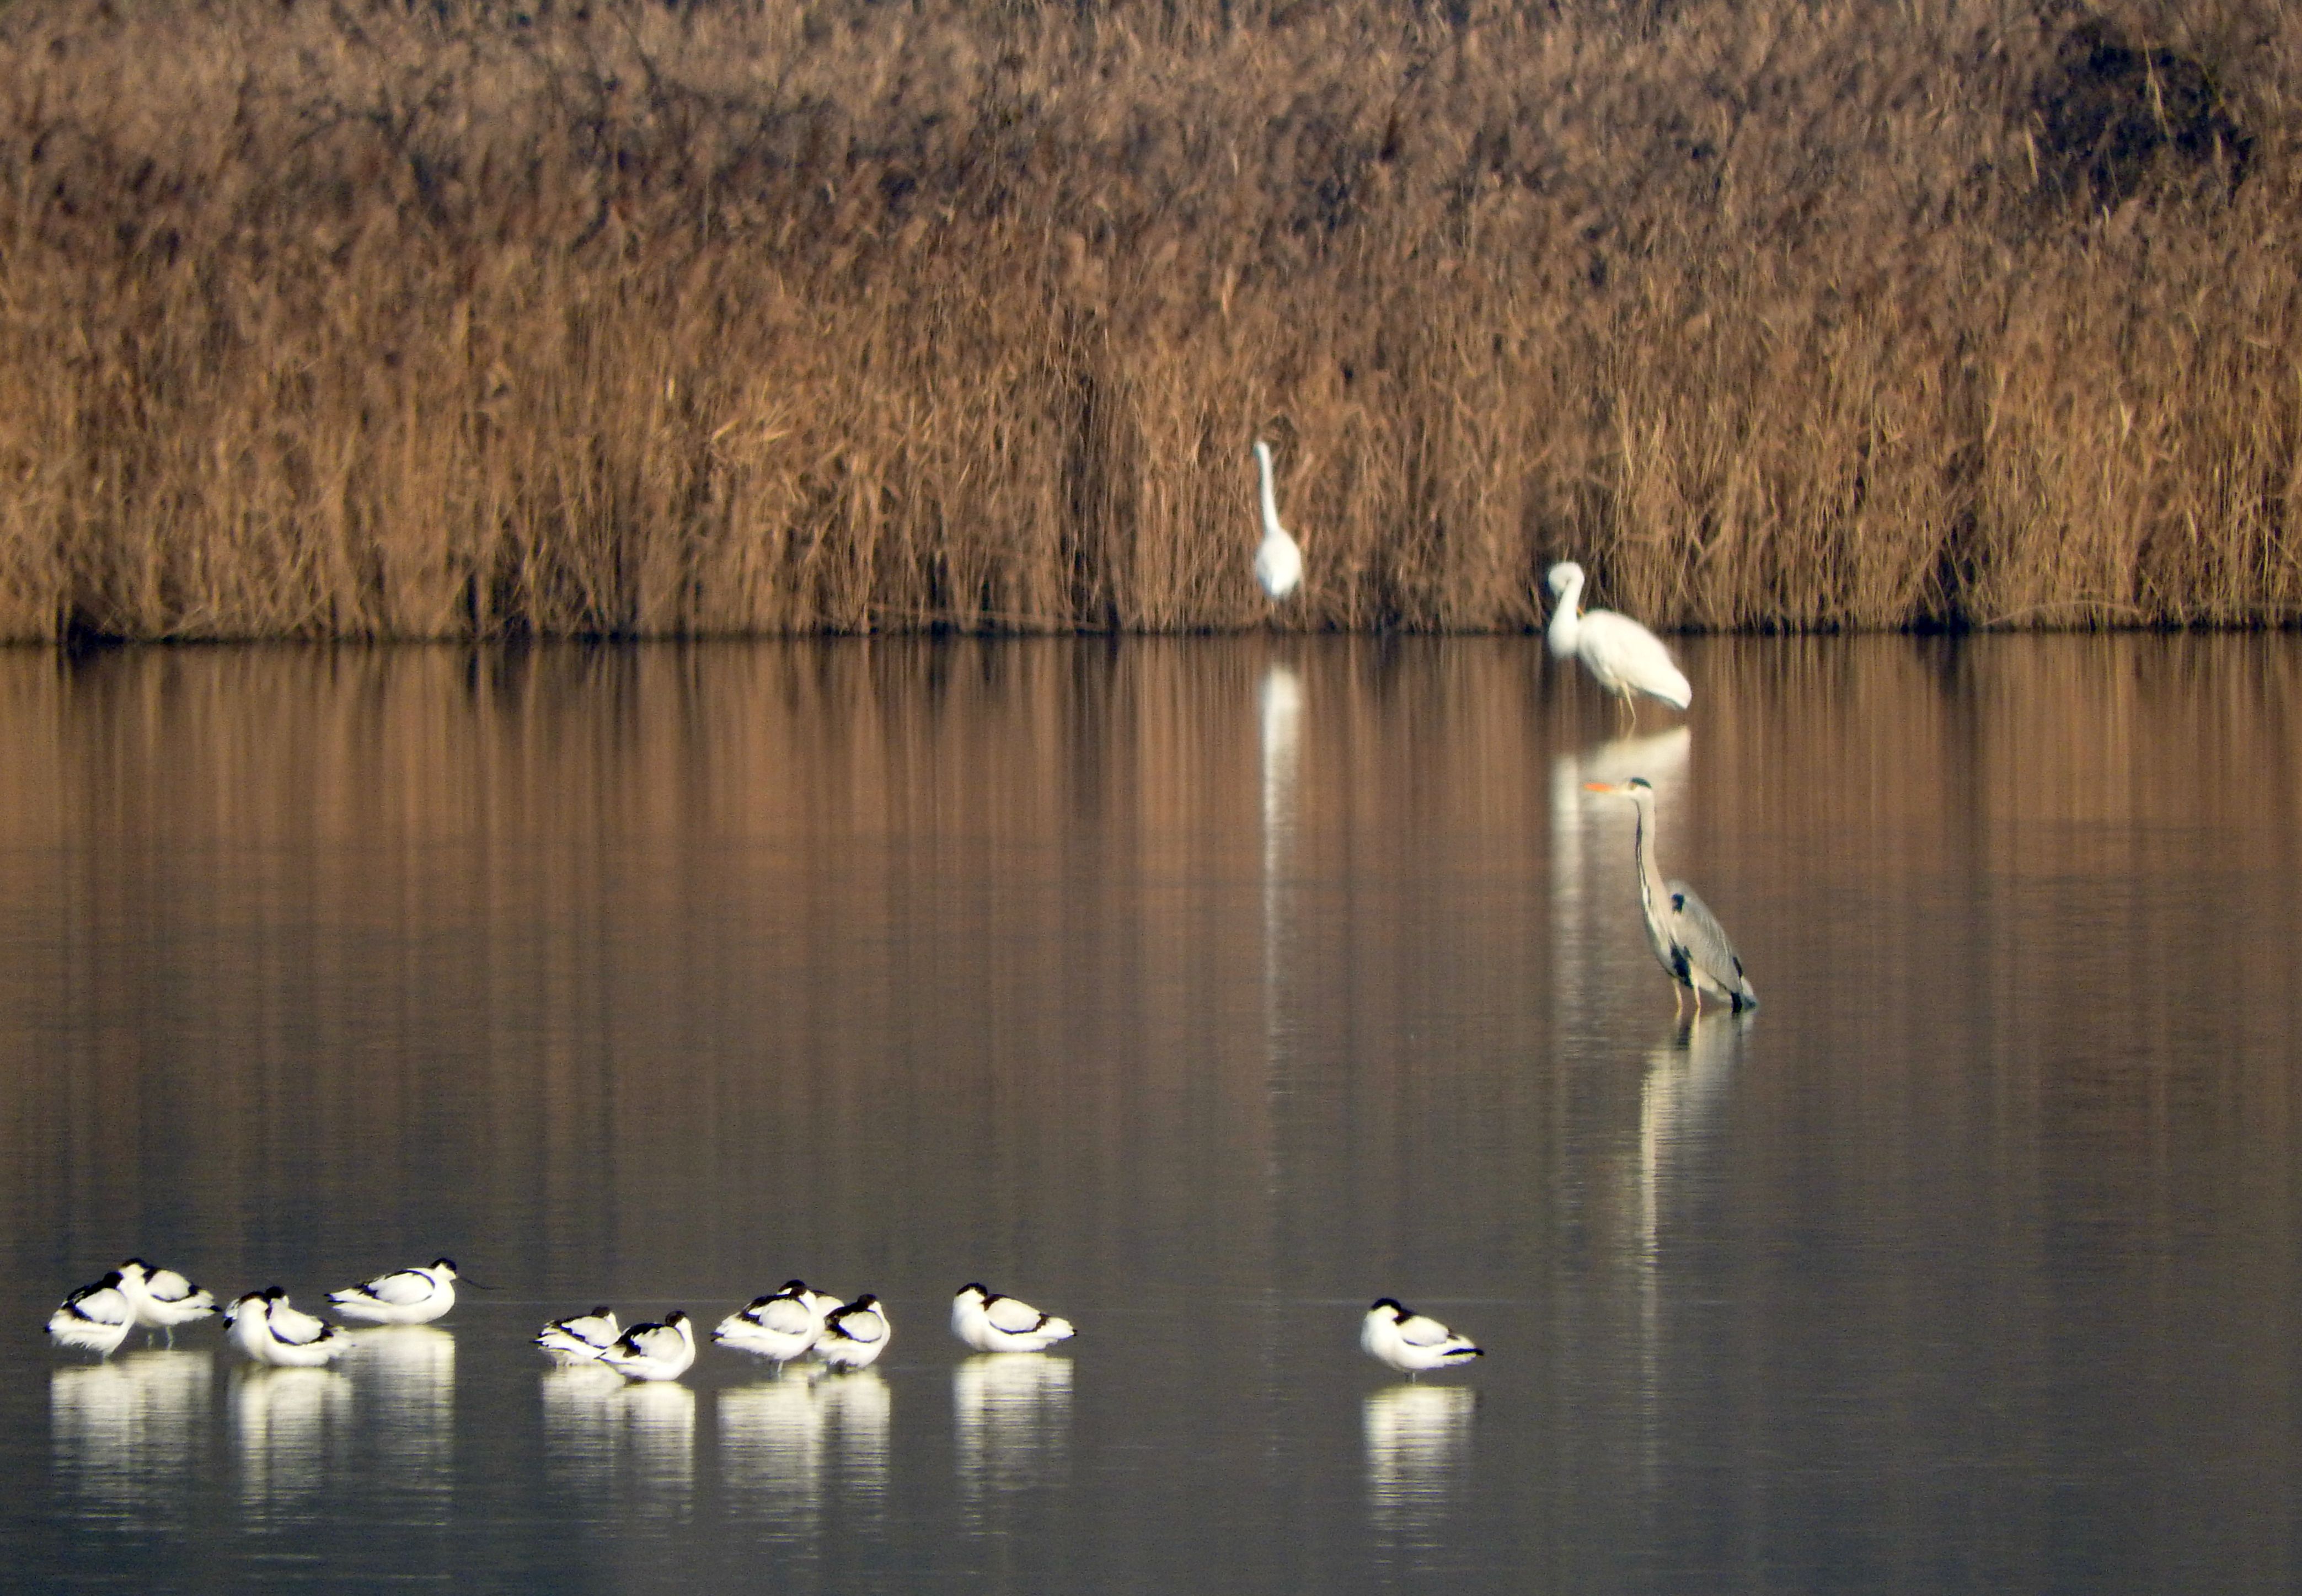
[1664,879,1757,1005]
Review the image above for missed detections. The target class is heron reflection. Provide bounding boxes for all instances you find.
[51,1349,210,1519]
[1363,1382,1474,1536]
[230,1364,351,1523]
[351,1325,454,1495]
[719,1375,828,1533]
[955,1352,1072,1517]
[1639,1011,1748,1261]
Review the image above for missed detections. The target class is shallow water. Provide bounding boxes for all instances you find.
[2,635,2299,1594]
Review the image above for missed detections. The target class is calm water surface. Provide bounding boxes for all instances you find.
[3,636,2299,1593]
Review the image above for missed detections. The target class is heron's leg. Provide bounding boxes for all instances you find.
[1690,982,1704,1016]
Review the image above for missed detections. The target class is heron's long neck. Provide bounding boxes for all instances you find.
[1631,797,1671,925]
[1255,448,1282,537]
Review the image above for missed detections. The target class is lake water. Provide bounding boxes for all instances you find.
[2,635,2298,1593]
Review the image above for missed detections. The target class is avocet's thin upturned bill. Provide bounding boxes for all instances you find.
[1545,561,1692,730]
[1583,777,1758,1015]
[816,1294,892,1371]
[46,1271,136,1355]
[329,1259,459,1324]
[1361,1299,1485,1377]
[1252,440,1305,602]
[228,1288,352,1367]
[117,1260,218,1337]
[715,1281,841,1369]
[601,1311,696,1382]
[951,1284,1076,1353]
[536,1306,620,1364]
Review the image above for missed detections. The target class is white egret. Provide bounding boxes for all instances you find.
[1360,1299,1484,1378]
[1252,440,1305,601]
[1545,561,1691,729]
[328,1258,460,1325]
[950,1284,1075,1353]
[815,1294,892,1372]
[1583,777,1757,1014]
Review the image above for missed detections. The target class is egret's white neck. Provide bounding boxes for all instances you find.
[1546,568,1584,657]
[1254,443,1283,538]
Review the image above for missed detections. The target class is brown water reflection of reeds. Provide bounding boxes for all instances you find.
[2,636,2296,1282]
[0,1,2294,640]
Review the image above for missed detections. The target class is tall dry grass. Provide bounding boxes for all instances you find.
[0,0,2291,639]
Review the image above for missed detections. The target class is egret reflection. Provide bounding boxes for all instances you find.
[231,1364,351,1524]
[51,1349,211,1520]
[352,1325,454,1496]
[1364,1382,1474,1538]
[954,1353,1072,1519]
[718,1376,828,1533]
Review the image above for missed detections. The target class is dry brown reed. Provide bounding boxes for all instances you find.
[0,0,2292,640]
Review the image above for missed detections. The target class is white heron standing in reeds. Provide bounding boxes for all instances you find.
[1252,440,1304,602]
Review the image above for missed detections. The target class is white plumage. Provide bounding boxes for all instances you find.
[1545,562,1692,726]
[1252,441,1305,601]
[716,1281,841,1368]
[601,1311,697,1383]
[1361,1298,1484,1377]
[950,1283,1076,1353]
[816,1294,892,1371]
[228,1289,352,1367]
[537,1306,621,1364]
[117,1259,218,1335]
[47,1271,137,1355]
[328,1258,459,1325]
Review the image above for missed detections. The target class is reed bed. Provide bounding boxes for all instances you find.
[0,0,2290,639]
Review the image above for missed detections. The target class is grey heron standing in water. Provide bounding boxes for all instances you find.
[1583,777,1756,1014]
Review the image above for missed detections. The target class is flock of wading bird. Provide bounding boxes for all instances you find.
[41,444,1749,1394]
[45,1261,1482,1382]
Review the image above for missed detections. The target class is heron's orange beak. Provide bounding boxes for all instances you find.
[1583,782,1613,792]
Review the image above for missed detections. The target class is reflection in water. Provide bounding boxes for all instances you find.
[612,1380,697,1511]
[546,1365,694,1517]
[12,638,2302,1593]
[231,1365,352,1525]
[50,1350,212,1524]
[1638,1014,1746,1263]
[352,1326,454,1513]
[1364,1383,1474,1543]
[718,1377,828,1535]
[954,1353,1072,1522]
[816,1371,891,1509]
